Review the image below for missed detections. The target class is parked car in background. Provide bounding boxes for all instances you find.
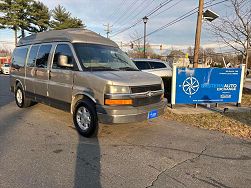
[132,58,172,101]
[132,58,172,77]
[1,63,10,75]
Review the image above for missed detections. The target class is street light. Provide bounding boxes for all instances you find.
[143,16,148,58]
[203,9,219,22]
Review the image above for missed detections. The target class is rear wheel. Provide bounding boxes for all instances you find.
[73,100,98,137]
[15,83,32,108]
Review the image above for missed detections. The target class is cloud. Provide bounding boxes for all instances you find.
[1,0,230,51]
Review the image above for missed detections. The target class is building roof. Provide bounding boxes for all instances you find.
[17,28,118,47]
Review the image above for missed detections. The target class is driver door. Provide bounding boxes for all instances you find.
[48,43,75,107]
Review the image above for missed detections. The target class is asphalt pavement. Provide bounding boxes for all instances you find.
[0,74,251,188]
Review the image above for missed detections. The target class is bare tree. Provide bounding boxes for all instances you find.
[209,0,251,67]
[129,30,153,58]
[129,30,143,52]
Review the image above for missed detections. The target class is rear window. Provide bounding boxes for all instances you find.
[36,44,52,68]
[149,62,166,69]
[134,61,151,70]
[12,48,28,68]
[4,64,10,67]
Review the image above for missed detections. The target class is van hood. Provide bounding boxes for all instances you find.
[91,71,162,86]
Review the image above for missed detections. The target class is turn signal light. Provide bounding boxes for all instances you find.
[105,99,133,105]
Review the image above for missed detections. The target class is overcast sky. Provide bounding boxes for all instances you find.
[0,0,230,51]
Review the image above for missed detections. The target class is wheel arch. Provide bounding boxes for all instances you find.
[71,93,96,114]
[15,79,25,91]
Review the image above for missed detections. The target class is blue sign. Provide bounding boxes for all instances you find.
[148,110,158,119]
[175,68,242,104]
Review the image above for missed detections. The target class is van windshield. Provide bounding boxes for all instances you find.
[73,43,138,71]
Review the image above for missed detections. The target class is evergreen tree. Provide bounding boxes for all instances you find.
[51,5,85,30]
[0,0,50,45]
[28,1,50,32]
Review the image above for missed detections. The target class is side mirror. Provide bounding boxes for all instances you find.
[58,55,73,68]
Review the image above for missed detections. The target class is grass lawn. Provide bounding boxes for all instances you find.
[164,87,251,139]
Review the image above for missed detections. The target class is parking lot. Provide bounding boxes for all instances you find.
[0,74,251,188]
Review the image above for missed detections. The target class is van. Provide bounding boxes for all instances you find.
[10,29,167,137]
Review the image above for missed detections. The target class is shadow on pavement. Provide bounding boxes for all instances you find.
[0,75,14,108]
[74,133,101,188]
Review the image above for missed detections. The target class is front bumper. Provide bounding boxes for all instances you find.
[97,98,167,124]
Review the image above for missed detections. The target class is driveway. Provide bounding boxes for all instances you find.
[0,75,251,188]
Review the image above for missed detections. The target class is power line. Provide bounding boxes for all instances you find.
[107,0,128,22]
[112,0,220,37]
[146,0,174,17]
[112,0,175,37]
[113,0,146,28]
[150,0,184,18]
[111,0,140,26]
[131,0,228,43]
[113,0,155,32]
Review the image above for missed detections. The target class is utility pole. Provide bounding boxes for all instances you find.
[193,0,204,68]
[104,23,112,38]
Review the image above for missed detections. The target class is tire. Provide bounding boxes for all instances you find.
[15,83,32,108]
[73,100,98,138]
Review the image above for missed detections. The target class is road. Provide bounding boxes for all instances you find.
[0,74,251,188]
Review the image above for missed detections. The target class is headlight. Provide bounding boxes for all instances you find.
[106,85,130,94]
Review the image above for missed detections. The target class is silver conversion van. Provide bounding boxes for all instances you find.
[10,29,167,137]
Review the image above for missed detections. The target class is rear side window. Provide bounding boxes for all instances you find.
[27,45,39,67]
[53,44,74,69]
[36,44,52,68]
[12,48,28,68]
[134,61,151,70]
[149,62,166,69]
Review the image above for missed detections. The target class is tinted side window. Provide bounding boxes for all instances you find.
[134,61,151,70]
[27,46,39,67]
[53,44,74,69]
[12,48,28,68]
[149,62,166,69]
[36,44,52,68]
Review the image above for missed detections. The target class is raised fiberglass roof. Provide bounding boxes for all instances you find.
[17,28,118,47]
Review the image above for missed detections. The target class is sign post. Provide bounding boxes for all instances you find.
[171,65,177,108]
[237,64,246,106]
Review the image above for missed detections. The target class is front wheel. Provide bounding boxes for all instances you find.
[73,100,98,137]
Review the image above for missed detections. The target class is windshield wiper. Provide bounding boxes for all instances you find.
[86,66,119,71]
[118,67,139,71]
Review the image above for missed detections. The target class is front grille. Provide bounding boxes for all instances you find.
[131,84,162,93]
[133,95,162,107]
